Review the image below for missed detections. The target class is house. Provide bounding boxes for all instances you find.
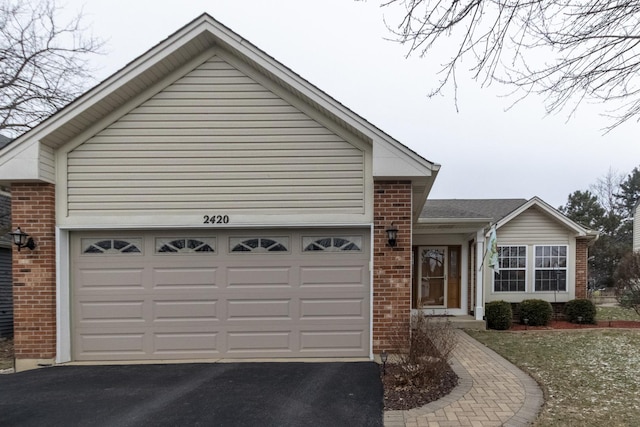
[0,14,594,371]
[0,135,12,339]
[416,198,598,317]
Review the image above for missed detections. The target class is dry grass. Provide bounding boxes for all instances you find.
[467,329,640,426]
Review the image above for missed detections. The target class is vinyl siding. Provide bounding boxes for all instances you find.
[66,55,366,217]
[485,207,576,303]
[497,207,571,243]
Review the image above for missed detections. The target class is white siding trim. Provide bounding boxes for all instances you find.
[0,140,45,182]
[369,222,374,360]
[56,228,71,363]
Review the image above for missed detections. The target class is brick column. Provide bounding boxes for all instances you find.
[575,238,588,299]
[11,182,56,368]
[373,181,412,353]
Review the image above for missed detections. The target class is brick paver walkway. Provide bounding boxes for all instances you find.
[384,330,543,427]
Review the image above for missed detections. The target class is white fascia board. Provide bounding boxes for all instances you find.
[0,140,44,182]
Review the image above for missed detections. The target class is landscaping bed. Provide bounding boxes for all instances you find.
[510,319,640,331]
[382,363,458,410]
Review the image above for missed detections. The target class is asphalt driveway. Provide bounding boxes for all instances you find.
[0,362,383,427]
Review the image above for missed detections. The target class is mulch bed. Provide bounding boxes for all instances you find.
[381,363,458,410]
[510,320,640,331]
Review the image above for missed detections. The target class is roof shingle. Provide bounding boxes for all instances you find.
[420,199,528,221]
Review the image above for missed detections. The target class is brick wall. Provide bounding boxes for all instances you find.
[575,237,589,299]
[372,181,412,353]
[11,183,56,360]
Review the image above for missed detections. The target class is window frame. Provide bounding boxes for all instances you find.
[80,238,143,256]
[533,245,568,292]
[492,245,527,293]
[228,236,290,254]
[154,237,217,255]
[302,236,363,253]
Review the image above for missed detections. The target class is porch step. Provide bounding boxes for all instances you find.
[427,315,486,330]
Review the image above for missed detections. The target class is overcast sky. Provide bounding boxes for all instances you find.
[61,0,640,208]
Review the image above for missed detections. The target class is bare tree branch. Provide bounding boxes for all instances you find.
[0,0,103,137]
[379,0,640,131]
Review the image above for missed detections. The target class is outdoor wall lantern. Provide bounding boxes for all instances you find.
[386,223,398,247]
[9,227,36,251]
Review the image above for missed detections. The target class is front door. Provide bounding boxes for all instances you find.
[418,247,447,308]
[416,246,462,309]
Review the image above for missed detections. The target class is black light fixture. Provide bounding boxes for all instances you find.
[9,227,36,251]
[380,350,388,376]
[386,223,398,247]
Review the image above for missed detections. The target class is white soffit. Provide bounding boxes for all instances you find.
[373,139,436,178]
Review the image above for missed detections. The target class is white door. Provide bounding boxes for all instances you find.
[71,229,370,361]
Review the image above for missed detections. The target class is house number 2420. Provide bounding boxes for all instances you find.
[203,215,229,224]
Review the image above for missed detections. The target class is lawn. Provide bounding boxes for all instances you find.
[467,329,640,426]
[596,305,640,321]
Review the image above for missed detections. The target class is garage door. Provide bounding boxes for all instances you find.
[71,229,370,361]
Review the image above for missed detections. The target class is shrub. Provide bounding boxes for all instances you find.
[485,300,512,330]
[564,299,597,324]
[519,299,553,326]
[386,314,458,389]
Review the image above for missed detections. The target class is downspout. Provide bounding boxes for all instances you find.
[475,229,485,321]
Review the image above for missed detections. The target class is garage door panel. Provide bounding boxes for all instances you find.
[152,300,218,322]
[226,266,291,288]
[76,332,147,358]
[226,299,291,320]
[153,332,219,355]
[78,300,146,323]
[152,267,219,289]
[226,331,292,354]
[300,265,366,289]
[72,229,370,361]
[300,329,365,353]
[299,298,365,320]
[77,267,145,291]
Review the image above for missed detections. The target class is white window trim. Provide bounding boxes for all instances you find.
[492,245,527,293]
[533,244,569,293]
